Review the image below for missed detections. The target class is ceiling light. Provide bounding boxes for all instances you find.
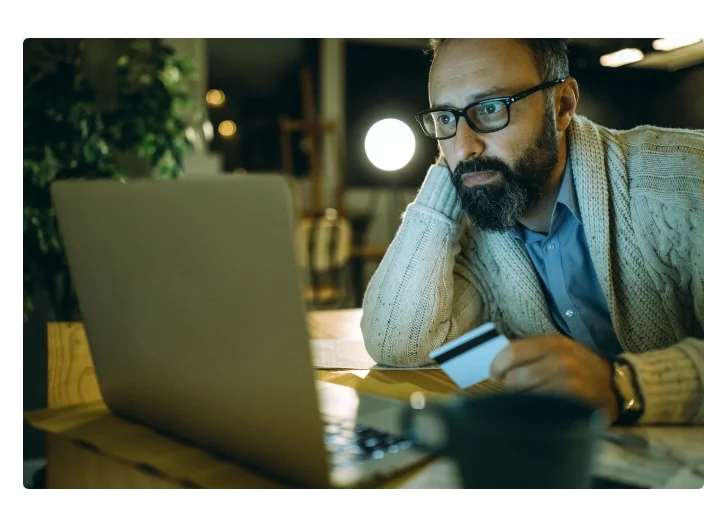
[652,38,702,51]
[600,48,644,67]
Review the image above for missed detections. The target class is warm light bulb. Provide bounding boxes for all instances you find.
[206,89,226,106]
[364,119,416,171]
[218,120,237,137]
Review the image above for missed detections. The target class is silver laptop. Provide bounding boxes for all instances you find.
[51,175,429,488]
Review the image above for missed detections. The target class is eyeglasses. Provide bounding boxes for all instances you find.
[415,78,566,140]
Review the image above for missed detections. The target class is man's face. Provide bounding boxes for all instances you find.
[429,38,560,231]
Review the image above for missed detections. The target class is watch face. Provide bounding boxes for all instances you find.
[615,362,642,413]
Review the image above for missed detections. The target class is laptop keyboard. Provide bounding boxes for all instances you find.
[323,419,415,468]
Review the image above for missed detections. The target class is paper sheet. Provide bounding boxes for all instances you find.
[622,427,704,466]
[594,427,704,489]
[595,442,682,488]
[663,468,704,489]
[310,339,440,370]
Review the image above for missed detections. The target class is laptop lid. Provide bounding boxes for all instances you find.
[51,176,331,488]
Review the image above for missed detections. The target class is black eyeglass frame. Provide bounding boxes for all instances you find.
[415,78,566,139]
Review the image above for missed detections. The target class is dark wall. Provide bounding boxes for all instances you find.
[207,38,320,173]
[645,65,704,129]
[569,46,704,131]
[571,65,671,130]
[345,41,436,188]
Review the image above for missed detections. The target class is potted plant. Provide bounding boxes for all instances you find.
[24,38,196,323]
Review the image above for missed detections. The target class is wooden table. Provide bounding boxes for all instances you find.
[43,309,469,488]
[46,309,469,409]
[42,309,703,489]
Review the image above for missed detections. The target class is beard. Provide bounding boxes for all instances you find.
[450,106,559,232]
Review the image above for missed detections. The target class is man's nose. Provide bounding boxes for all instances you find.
[453,118,485,161]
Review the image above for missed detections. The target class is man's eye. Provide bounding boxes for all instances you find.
[479,102,500,114]
[437,112,455,125]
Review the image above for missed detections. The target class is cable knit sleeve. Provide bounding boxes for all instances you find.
[360,165,488,367]
[626,183,704,424]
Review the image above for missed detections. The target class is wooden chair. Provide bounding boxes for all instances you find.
[295,209,352,308]
[280,68,353,309]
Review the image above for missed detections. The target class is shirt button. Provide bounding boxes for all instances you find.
[546,243,556,251]
[565,309,574,318]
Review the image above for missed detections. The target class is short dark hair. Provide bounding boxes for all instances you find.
[427,38,570,82]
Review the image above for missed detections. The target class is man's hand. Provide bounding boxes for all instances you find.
[489,335,619,423]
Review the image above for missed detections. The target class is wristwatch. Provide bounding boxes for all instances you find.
[611,357,645,425]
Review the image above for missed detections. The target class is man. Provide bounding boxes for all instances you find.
[361,38,704,425]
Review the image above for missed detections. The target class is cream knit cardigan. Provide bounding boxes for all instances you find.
[361,115,704,425]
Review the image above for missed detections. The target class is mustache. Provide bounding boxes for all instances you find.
[452,158,512,182]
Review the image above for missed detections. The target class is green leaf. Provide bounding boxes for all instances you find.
[24,294,35,322]
[160,65,180,86]
[80,118,89,139]
[176,56,196,77]
[37,229,48,253]
[25,37,199,321]
[82,142,95,163]
[132,39,152,54]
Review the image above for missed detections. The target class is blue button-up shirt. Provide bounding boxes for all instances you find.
[510,157,622,358]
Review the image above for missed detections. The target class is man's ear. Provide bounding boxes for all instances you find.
[555,77,579,133]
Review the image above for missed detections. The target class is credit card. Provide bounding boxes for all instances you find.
[429,322,509,389]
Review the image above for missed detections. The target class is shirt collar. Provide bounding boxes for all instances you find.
[556,153,581,224]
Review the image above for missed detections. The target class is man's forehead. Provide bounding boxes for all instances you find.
[429,39,539,107]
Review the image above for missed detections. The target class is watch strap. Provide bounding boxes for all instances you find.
[612,357,645,426]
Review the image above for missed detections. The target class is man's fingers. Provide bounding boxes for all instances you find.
[490,342,550,381]
[502,357,557,391]
[520,375,583,398]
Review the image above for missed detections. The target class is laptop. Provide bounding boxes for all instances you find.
[51,175,430,488]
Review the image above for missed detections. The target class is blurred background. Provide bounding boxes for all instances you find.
[23,38,704,465]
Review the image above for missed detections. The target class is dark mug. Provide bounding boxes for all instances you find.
[402,392,607,488]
